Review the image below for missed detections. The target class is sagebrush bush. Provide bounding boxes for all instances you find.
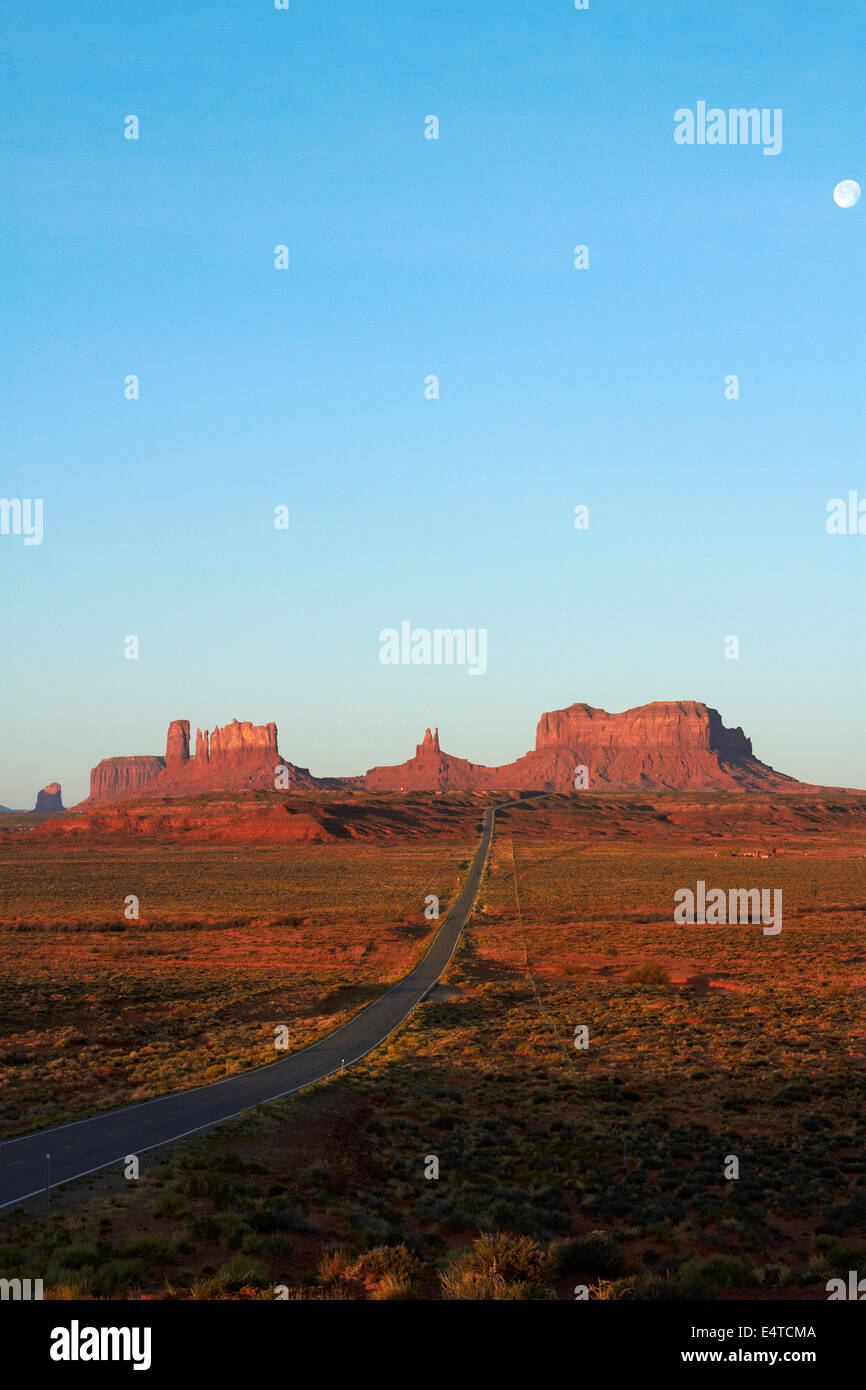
[547,1230,626,1278]
[351,1244,422,1283]
[369,1273,418,1300]
[90,1258,148,1297]
[441,1268,556,1301]
[440,1231,553,1300]
[118,1234,175,1263]
[626,963,670,987]
[152,1191,189,1219]
[318,1246,354,1285]
[212,1256,270,1292]
[677,1254,760,1292]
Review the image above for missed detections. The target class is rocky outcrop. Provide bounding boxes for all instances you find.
[209,719,278,770]
[84,718,317,805]
[80,701,807,806]
[416,727,440,756]
[165,720,190,767]
[43,799,343,844]
[34,782,64,813]
[89,756,166,803]
[366,733,489,792]
[529,701,777,791]
[361,703,801,793]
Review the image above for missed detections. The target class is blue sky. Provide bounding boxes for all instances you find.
[1,0,864,805]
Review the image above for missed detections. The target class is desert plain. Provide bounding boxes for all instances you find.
[1,785,864,1300]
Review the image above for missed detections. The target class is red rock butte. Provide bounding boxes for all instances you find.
[81,701,807,806]
[33,782,64,813]
[87,718,318,804]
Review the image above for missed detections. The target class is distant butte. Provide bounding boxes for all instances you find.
[34,782,64,813]
[85,718,320,805]
[78,701,809,807]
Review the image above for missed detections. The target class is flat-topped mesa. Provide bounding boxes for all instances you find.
[361,700,800,793]
[209,719,279,769]
[535,700,752,759]
[531,700,782,790]
[165,719,190,767]
[537,700,677,750]
[416,727,440,756]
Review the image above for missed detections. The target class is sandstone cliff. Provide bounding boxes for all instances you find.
[528,701,780,791]
[209,719,278,770]
[360,703,801,794]
[165,719,190,767]
[81,701,806,805]
[89,756,166,802]
[84,718,316,805]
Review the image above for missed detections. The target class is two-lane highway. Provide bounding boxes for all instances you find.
[0,800,509,1211]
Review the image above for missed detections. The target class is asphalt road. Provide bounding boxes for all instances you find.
[0,800,507,1210]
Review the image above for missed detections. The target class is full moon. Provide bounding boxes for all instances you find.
[833,179,861,208]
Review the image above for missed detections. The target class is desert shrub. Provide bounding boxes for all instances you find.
[242,1200,318,1235]
[431,1112,460,1131]
[758,1263,797,1289]
[721,1095,749,1112]
[188,1212,249,1248]
[118,1234,175,1262]
[626,963,670,987]
[480,1232,548,1281]
[441,1231,549,1293]
[547,1230,626,1278]
[318,1247,354,1285]
[260,1234,295,1259]
[800,1114,831,1133]
[44,1278,89,1300]
[188,1214,222,1242]
[90,1258,148,1296]
[774,1085,812,1105]
[189,1276,222,1300]
[677,1255,760,1292]
[600,1260,758,1301]
[54,1240,104,1271]
[215,1152,266,1175]
[178,1173,258,1207]
[810,1235,865,1277]
[152,1191,189,1219]
[351,1244,422,1283]
[615,1271,703,1300]
[369,1273,418,1300]
[441,1268,556,1300]
[589,1276,639,1300]
[213,1257,270,1292]
[303,1161,345,1195]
